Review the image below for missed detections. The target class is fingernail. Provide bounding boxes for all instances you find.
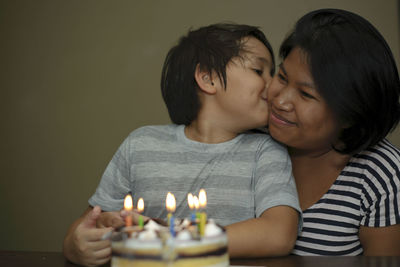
[101,230,113,240]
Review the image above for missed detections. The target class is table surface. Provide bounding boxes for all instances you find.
[1,250,400,267]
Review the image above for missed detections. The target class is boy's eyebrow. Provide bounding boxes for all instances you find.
[255,56,272,68]
[257,57,270,64]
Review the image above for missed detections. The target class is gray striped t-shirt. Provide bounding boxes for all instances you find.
[89,124,300,226]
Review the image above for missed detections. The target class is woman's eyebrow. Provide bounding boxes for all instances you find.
[279,62,315,89]
[279,63,287,75]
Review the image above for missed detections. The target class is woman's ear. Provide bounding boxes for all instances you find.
[194,64,217,94]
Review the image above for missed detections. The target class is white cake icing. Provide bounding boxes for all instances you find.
[144,219,162,231]
[205,220,223,237]
[138,229,158,240]
[176,229,192,241]
[111,218,229,267]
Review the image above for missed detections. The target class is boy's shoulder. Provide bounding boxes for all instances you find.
[241,128,272,142]
[241,128,287,151]
[124,124,180,144]
[121,124,181,150]
[128,124,179,136]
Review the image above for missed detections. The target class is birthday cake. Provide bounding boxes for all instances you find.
[111,218,229,267]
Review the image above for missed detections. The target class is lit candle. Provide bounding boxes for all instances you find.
[198,189,207,237]
[124,194,133,227]
[137,198,144,229]
[166,192,176,236]
[187,193,196,223]
[193,195,200,226]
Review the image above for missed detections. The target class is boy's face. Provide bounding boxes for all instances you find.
[212,37,273,132]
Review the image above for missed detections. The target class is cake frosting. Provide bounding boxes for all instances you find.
[111,218,229,267]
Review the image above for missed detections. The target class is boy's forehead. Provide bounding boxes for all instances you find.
[240,37,271,63]
[241,49,272,68]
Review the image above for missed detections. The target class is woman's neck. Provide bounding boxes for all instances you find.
[289,147,350,169]
[289,147,351,211]
[289,148,350,177]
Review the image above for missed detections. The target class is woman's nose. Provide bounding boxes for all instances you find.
[274,87,294,111]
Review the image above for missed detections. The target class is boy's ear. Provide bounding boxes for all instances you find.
[194,64,217,94]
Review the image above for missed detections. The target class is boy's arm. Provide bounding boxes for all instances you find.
[226,205,298,258]
[227,136,300,257]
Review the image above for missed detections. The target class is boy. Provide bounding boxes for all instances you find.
[63,23,301,266]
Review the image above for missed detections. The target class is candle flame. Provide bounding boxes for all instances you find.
[199,189,207,208]
[137,198,144,213]
[187,193,194,209]
[193,195,200,210]
[124,194,133,211]
[166,192,176,213]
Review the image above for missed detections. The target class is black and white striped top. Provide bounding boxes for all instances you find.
[293,139,400,255]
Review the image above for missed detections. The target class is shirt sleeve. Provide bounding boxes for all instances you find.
[88,135,132,211]
[253,136,301,218]
[360,150,400,227]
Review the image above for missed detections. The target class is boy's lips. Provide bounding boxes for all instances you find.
[270,110,296,126]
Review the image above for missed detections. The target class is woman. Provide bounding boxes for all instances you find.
[268,8,400,255]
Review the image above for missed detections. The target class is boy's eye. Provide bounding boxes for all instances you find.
[252,69,263,76]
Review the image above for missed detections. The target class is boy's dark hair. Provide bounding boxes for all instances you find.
[280,8,400,154]
[161,23,274,125]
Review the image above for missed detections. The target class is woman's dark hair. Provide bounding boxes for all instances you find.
[161,23,274,125]
[280,8,400,154]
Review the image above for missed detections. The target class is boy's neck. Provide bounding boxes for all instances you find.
[184,121,239,144]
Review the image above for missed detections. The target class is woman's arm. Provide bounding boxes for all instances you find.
[226,205,299,258]
[359,224,400,256]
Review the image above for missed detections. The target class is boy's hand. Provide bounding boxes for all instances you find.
[120,209,151,225]
[63,206,113,267]
[96,208,151,229]
[96,211,125,229]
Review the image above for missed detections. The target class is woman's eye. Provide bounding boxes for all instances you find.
[277,73,287,83]
[300,90,314,99]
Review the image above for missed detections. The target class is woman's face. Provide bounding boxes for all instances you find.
[268,47,341,154]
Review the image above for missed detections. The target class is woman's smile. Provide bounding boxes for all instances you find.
[269,109,296,126]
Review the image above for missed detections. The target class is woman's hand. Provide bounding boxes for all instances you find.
[63,206,113,267]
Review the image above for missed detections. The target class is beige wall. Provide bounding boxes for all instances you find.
[1,0,399,252]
